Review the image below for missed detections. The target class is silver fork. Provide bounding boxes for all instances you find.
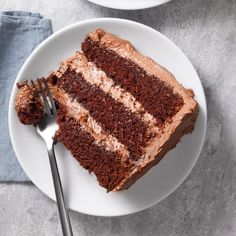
[31,78,73,236]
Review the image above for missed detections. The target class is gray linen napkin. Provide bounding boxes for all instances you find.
[0,11,52,181]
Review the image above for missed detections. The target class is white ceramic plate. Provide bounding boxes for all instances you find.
[88,0,172,10]
[9,18,207,217]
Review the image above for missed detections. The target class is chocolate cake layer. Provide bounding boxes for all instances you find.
[56,69,153,158]
[82,38,184,126]
[55,108,132,191]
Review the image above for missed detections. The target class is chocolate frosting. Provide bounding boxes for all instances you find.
[15,82,44,125]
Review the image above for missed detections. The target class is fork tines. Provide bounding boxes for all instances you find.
[31,79,56,116]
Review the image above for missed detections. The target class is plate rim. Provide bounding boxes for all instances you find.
[8,17,207,217]
[87,0,172,10]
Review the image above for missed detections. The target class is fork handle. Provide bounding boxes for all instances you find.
[47,143,73,236]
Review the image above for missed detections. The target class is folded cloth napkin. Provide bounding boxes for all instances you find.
[0,11,52,181]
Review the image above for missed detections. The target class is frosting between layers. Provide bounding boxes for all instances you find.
[49,86,130,160]
[55,52,158,132]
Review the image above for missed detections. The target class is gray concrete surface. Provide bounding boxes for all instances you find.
[1,0,236,235]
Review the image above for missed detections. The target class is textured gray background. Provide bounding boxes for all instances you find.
[1,0,236,235]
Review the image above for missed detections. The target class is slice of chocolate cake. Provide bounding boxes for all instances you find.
[15,29,198,192]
